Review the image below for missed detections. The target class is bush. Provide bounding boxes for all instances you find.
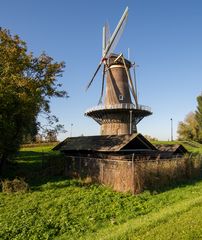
[1,178,30,193]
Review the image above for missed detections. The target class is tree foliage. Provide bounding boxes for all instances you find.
[177,112,199,141]
[177,93,202,143]
[0,28,67,170]
[195,94,202,141]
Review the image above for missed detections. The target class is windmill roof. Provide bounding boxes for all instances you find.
[154,144,188,154]
[53,133,157,152]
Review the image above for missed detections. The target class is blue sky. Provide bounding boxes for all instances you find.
[1,0,202,140]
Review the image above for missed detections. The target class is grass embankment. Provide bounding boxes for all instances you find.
[0,144,202,239]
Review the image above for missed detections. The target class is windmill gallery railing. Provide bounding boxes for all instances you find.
[85,103,152,114]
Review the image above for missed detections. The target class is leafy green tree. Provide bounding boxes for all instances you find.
[177,112,199,141]
[195,93,202,142]
[0,28,67,171]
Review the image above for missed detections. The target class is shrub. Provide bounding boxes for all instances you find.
[1,178,30,193]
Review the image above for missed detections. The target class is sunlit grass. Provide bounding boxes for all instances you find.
[0,143,202,239]
[1,178,202,240]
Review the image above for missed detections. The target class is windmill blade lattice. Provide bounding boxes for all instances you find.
[86,7,128,92]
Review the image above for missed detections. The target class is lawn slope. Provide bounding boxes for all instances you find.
[88,193,202,240]
[0,144,202,240]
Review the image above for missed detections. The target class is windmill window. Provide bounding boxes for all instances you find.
[119,95,124,101]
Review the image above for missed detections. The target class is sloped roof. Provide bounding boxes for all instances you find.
[53,133,156,152]
[154,144,188,154]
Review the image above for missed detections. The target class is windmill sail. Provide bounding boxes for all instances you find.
[86,62,102,90]
[103,7,128,58]
[86,7,129,91]
[102,22,111,57]
[133,64,138,103]
[98,65,106,104]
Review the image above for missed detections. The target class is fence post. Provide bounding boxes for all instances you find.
[79,156,81,178]
[200,155,202,178]
[100,161,104,183]
[132,154,135,195]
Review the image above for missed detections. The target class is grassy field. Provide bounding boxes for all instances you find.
[0,143,202,240]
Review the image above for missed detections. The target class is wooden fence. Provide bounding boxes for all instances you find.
[64,154,202,194]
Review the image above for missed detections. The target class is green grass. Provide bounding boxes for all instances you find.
[20,144,57,152]
[87,188,202,240]
[0,144,202,240]
[1,178,202,239]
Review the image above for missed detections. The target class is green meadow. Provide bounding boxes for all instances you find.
[0,142,202,240]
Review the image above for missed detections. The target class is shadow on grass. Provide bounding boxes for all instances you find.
[1,150,68,189]
[16,150,56,161]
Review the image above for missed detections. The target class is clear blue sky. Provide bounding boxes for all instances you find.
[1,0,202,140]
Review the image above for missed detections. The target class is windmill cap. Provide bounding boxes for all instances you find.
[108,53,132,68]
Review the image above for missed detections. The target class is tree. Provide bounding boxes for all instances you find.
[22,120,38,144]
[177,112,199,141]
[144,135,158,141]
[45,130,58,142]
[0,28,68,171]
[195,93,202,142]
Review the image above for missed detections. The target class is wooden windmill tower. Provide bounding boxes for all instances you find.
[85,7,152,135]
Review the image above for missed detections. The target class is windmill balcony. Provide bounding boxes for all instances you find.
[85,103,152,114]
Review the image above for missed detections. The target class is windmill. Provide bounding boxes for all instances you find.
[85,7,152,135]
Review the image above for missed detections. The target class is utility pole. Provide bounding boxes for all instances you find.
[170,118,173,141]
[70,123,73,137]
